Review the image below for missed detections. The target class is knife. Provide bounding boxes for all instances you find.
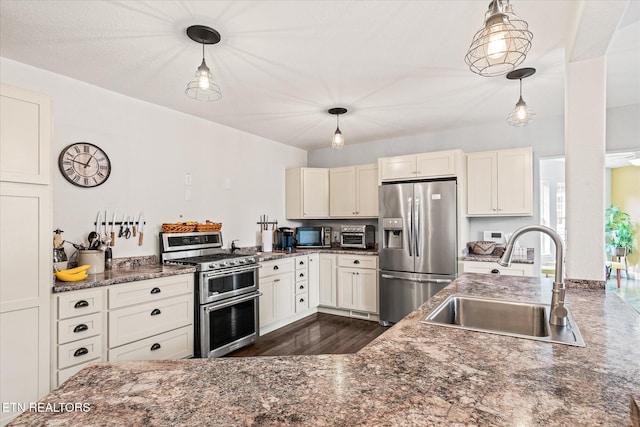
[137,212,145,246]
[118,213,126,237]
[110,210,116,246]
[133,213,138,237]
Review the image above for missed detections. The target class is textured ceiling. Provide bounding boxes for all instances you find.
[0,1,638,151]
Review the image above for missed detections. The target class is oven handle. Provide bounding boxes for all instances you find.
[204,264,260,278]
[205,292,262,312]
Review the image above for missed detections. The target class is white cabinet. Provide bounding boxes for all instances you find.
[51,288,106,388]
[461,261,535,277]
[0,84,51,185]
[294,256,310,312]
[307,253,320,309]
[318,254,337,308]
[259,258,295,330]
[336,254,378,316]
[106,275,194,359]
[466,147,533,216]
[329,164,378,217]
[378,150,462,182]
[286,168,329,219]
[1,84,51,426]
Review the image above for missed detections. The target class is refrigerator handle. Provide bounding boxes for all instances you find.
[407,197,413,257]
[415,197,420,258]
[380,273,452,284]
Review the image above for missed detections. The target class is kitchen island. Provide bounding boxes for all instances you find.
[13,273,640,426]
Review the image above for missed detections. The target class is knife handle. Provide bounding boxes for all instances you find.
[138,232,144,246]
[132,225,137,237]
[110,232,115,246]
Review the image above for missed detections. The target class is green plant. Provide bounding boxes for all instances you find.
[605,205,636,255]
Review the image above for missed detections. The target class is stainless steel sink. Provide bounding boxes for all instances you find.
[421,294,585,347]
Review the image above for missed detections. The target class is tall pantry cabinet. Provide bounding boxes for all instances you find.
[0,84,52,426]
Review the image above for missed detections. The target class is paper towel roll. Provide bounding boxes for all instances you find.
[262,230,273,252]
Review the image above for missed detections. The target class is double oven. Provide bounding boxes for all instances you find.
[160,232,260,358]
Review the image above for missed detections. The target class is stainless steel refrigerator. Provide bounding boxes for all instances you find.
[378,179,457,325]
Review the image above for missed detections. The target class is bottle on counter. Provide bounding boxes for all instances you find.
[104,247,112,270]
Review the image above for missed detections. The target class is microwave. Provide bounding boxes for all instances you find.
[295,227,331,248]
[340,225,375,249]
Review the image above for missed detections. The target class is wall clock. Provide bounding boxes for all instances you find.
[58,142,111,188]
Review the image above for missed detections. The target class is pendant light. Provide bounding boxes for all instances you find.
[506,67,536,127]
[465,0,533,77]
[328,108,347,150]
[185,25,222,101]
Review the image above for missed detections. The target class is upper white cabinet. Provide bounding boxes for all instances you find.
[378,149,463,182]
[286,168,329,219]
[466,147,533,216]
[1,85,52,425]
[0,84,51,185]
[329,163,378,217]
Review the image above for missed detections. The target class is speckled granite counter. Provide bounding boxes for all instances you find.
[256,247,378,262]
[16,273,640,426]
[53,263,195,293]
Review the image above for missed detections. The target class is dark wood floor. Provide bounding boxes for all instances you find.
[226,313,388,357]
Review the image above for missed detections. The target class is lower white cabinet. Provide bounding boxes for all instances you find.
[318,254,337,307]
[51,288,106,388]
[461,261,534,277]
[51,274,194,388]
[336,254,378,316]
[259,258,296,331]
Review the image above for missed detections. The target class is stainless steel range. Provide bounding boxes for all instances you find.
[160,231,260,358]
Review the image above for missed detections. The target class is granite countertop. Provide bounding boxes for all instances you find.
[256,247,378,262]
[53,261,196,293]
[20,273,640,425]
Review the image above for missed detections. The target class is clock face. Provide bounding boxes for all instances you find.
[58,142,111,188]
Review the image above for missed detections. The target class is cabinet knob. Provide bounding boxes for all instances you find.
[490,269,500,274]
[299,298,305,303]
[73,347,89,357]
[74,300,89,309]
[299,273,304,278]
[273,265,279,270]
[274,278,280,283]
[150,343,161,351]
[353,260,360,264]
[150,308,162,316]
[73,324,89,333]
[299,285,304,289]
[299,260,304,265]
[150,287,161,294]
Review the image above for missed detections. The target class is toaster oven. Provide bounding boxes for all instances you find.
[340,225,375,249]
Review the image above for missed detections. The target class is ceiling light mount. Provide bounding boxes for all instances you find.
[506,67,536,127]
[328,108,348,151]
[185,25,222,102]
[465,0,533,77]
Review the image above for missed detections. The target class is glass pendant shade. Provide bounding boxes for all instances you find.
[332,128,344,150]
[465,0,533,77]
[507,96,535,126]
[185,58,222,101]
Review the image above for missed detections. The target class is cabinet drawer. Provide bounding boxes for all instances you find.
[108,326,193,362]
[337,255,377,269]
[108,294,193,348]
[58,335,102,370]
[58,359,99,385]
[295,281,307,294]
[57,312,102,345]
[296,293,309,312]
[462,261,532,277]
[295,270,307,282]
[295,256,308,270]
[260,258,295,278]
[108,275,193,309]
[57,289,104,320]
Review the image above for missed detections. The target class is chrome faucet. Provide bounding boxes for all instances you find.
[498,225,568,326]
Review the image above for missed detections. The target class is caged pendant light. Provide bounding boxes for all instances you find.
[465,0,533,77]
[185,25,222,101]
[506,67,536,127]
[328,107,347,150]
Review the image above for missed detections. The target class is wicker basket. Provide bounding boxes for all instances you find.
[195,223,222,232]
[162,223,196,233]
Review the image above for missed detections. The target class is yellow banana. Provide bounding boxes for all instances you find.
[55,271,89,282]
[60,265,91,275]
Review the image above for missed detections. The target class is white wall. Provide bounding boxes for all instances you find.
[0,57,307,258]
